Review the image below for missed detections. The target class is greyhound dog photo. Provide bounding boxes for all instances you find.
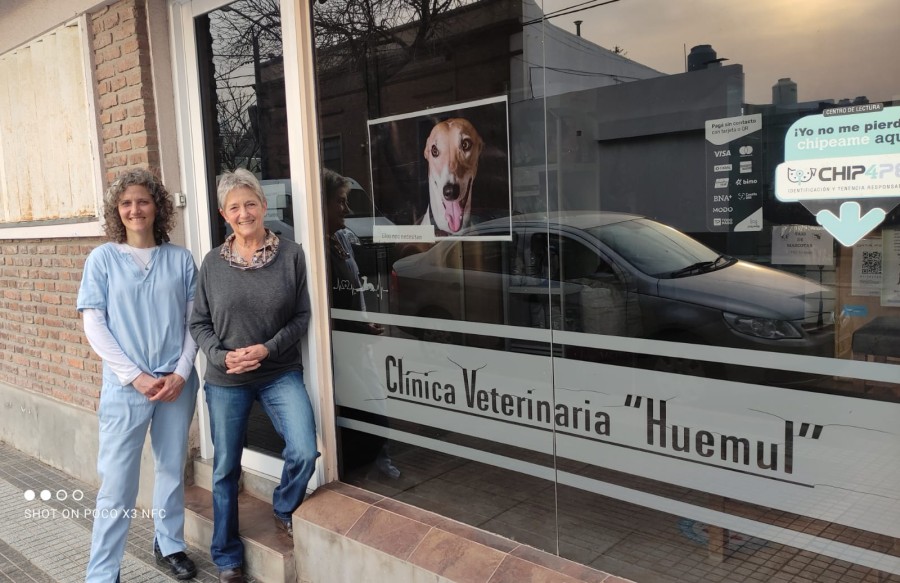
[421,117,484,235]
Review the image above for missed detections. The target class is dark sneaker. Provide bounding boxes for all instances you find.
[153,539,198,580]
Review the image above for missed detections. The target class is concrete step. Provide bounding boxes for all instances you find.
[192,457,213,490]
[184,485,296,583]
[193,457,278,504]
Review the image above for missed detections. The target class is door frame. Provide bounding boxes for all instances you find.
[168,0,337,485]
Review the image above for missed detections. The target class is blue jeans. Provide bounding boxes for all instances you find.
[85,371,198,583]
[204,370,319,570]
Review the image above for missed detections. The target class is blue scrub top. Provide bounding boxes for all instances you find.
[77,242,197,386]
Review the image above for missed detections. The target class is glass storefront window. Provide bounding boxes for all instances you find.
[312,0,900,580]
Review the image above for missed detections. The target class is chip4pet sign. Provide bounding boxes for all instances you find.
[775,104,900,246]
[705,114,763,232]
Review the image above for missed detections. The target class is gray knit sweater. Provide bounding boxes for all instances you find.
[190,238,310,387]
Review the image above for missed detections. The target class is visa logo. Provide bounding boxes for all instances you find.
[713,150,731,158]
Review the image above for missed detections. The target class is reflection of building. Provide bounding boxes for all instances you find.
[311,0,659,219]
[519,0,661,99]
[545,60,745,232]
[2,1,900,582]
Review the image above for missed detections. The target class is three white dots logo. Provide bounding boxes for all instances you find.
[23,489,84,502]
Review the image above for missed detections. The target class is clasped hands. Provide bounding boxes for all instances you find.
[224,344,269,374]
[131,344,267,397]
[133,372,185,402]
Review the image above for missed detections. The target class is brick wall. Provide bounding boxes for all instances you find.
[0,240,104,410]
[0,0,162,411]
[92,0,160,183]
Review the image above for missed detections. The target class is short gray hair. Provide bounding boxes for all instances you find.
[217,168,265,209]
[322,168,351,201]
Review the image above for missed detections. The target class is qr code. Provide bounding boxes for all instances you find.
[861,251,882,275]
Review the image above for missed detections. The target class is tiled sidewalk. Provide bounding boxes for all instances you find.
[0,441,222,583]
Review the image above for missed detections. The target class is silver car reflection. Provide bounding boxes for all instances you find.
[389,212,834,358]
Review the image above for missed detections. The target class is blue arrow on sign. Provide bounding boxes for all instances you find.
[815,201,886,247]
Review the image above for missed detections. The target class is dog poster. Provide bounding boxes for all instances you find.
[367,96,512,242]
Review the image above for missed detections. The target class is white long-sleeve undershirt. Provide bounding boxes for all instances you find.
[82,301,198,386]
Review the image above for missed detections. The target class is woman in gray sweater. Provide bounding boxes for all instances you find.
[190,168,318,583]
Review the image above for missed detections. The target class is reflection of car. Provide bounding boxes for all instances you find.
[262,218,294,240]
[389,212,834,358]
[261,179,296,239]
[343,177,394,242]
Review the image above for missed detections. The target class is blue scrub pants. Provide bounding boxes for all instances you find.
[84,371,198,583]
[204,370,319,570]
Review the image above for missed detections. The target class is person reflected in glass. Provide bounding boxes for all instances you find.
[190,168,319,583]
[324,168,384,334]
[324,168,400,479]
[78,169,199,583]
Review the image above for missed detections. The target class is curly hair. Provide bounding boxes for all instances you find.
[102,168,175,244]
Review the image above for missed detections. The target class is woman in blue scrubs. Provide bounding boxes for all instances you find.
[77,169,199,582]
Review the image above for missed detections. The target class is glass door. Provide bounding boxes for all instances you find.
[173,0,294,477]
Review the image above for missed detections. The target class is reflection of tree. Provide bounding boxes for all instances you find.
[314,0,468,80]
[216,82,260,171]
[204,0,472,174]
[208,0,283,174]
[206,0,471,161]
